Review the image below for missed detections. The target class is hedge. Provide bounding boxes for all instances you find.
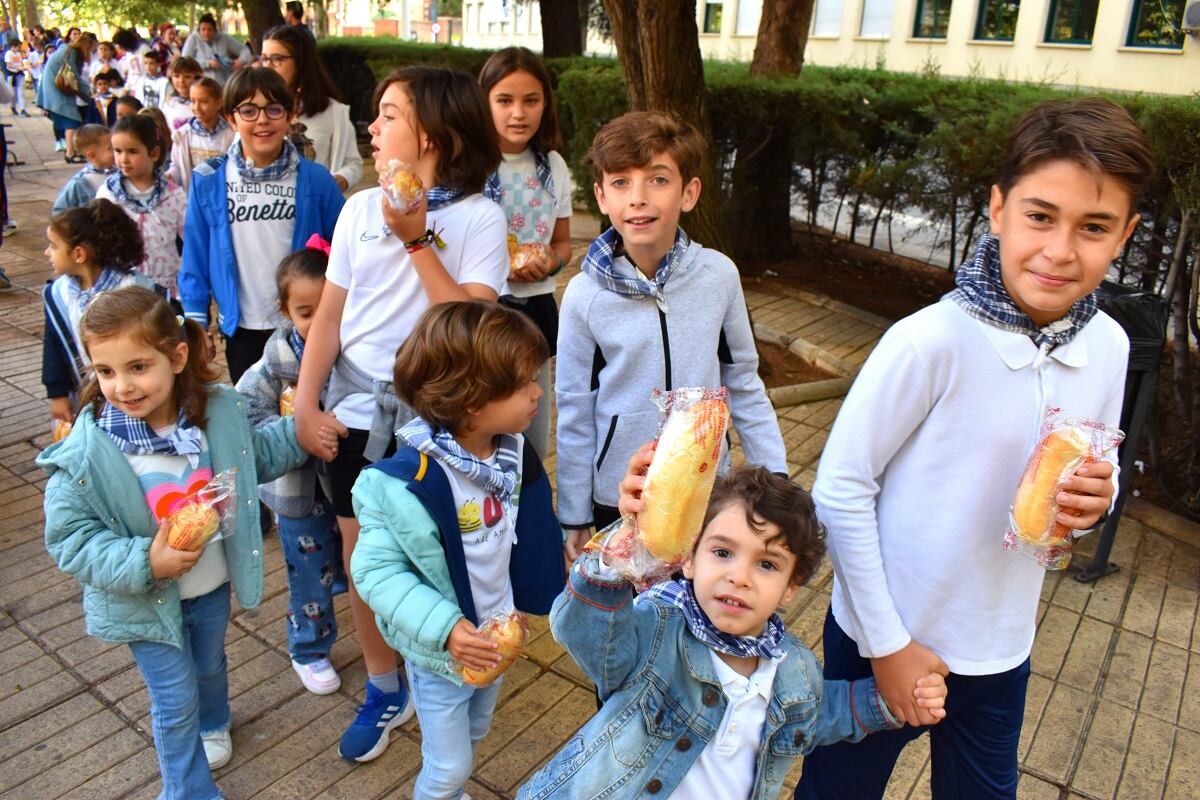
[317,37,1200,285]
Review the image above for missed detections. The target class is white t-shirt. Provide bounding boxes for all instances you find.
[161,94,193,131]
[496,149,573,299]
[670,651,778,800]
[441,440,523,621]
[325,189,508,429]
[225,158,297,329]
[130,74,169,109]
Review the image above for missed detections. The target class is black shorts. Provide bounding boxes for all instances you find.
[323,427,396,518]
[499,293,559,357]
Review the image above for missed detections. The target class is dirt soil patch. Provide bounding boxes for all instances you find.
[757,339,839,389]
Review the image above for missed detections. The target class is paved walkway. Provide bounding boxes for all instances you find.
[1,103,1199,800]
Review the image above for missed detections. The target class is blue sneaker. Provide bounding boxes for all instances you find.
[338,682,414,762]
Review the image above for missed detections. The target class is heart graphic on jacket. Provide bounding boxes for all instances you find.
[146,469,215,522]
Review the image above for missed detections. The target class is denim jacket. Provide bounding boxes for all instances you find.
[518,554,901,799]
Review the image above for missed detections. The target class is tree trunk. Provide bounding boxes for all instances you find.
[18,0,38,28]
[241,0,285,52]
[311,0,329,37]
[601,0,728,252]
[728,0,816,261]
[540,0,586,57]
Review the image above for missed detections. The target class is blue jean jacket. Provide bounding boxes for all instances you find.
[518,555,901,800]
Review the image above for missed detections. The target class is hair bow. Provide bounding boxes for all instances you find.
[305,233,331,256]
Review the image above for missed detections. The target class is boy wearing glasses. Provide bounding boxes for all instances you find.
[180,67,344,381]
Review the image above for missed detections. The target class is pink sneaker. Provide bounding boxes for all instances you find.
[292,658,341,695]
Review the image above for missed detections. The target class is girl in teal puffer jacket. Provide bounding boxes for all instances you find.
[39,286,340,800]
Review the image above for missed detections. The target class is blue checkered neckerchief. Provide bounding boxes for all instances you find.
[581,226,690,312]
[229,137,299,182]
[483,148,556,206]
[398,417,521,508]
[947,234,1097,350]
[68,267,124,317]
[288,326,305,361]
[96,403,204,463]
[104,169,170,213]
[188,115,230,138]
[426,185,466,212]
[637,579,787,661]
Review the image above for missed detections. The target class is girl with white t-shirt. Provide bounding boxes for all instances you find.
[479,47,574,459]
[293,66,507,765]
[261,25,362,192]
[96,114,186,296]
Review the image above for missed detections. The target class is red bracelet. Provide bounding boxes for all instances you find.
[404,227,446,254]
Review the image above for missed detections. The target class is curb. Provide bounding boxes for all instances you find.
[1125,497,1200,552]
[755,323,858,408]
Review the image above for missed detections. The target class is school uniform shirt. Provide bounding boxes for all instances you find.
[669,651,778,800]
[161,93,193,131]
[444,446,519,621]
[814,299,1128,675]
[325,188,508,430]
[122,430,230,600]
[95,179,187,297]
[167,120,235,193]
[496,149,573,299]
[225,158,297,330]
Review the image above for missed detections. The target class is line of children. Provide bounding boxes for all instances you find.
[235,240,348,695]
[478,47,574,462]
[51,124,114,213]
[96,113,187,297]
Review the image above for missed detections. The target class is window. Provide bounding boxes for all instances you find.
[913,0,952,37]
[860,0,894,36]
[975,0,1021,40]
[703,0,724,33]
[1045,0,1098,42]
[812,0,843,36]
[1127,0,1185,47]
[735,0,762,36]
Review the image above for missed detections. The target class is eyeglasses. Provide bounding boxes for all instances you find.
[233,102,288,122]
[260,54,293,67]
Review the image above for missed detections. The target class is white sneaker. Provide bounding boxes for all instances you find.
[202,729,232,769]
[54,140,65,152]
[292,658,341,695]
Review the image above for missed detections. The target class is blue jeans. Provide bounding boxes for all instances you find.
[795,608,1031,800]
[405,663,503,800]
[278,498,345,663]
[128,583,231,800]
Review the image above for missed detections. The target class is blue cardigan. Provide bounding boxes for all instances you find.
[179,155,344,335]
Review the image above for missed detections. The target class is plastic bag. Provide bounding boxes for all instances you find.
[164,468,239,552]
[51,419,72,442]
[586,387,731,590]
[379,158,424,214]
[450,611,528,687]
[279,384,296,417]
[1004,408,1123,570]
[509,242,549,278]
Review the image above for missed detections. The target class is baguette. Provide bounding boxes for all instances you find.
[1012,429,1091,543]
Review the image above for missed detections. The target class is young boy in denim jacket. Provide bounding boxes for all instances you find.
[796,98,1151,800]
[520,454,946,799]
[350,300,566,795]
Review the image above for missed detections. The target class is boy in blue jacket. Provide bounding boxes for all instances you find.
[520,455,946,800]
[179,67,343,383]
[350,300,566,795]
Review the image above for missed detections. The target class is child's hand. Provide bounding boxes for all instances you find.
[296,407,347,461]
[149,516,202,581]
[616,441,656,517]
[913,673,948,724]
[871,640,949,727]
[510,246,557,283]
[447,618,501,672]
[563,528,592,563]
[381,193,428,245]
[1055,460,1115,530]
[49,397,73,423]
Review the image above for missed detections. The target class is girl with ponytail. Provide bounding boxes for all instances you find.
[37,285,340,800]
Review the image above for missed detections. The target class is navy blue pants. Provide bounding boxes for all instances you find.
[795,608,1030,800]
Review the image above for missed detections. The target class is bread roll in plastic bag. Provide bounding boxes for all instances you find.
[279,384,296,417]
[164,468,239,552]
[587,387,731,590]
[379,158,424,214]
[449,611,528,687]
[1004,407,1123,570]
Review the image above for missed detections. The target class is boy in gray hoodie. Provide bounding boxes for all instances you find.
[557,111,788,559]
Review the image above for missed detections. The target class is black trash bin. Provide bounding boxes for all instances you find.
[1072,282,1170,582]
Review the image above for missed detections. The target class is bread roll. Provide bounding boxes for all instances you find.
[1012,429,1091,544]
[52,420,72,442]
[637,391,730,563]
[381,159,424,213]
[166,503,221,551]
[279,384,296,417]
[461,614,526,687]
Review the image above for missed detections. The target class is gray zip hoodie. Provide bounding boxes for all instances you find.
[554,237,788,527]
